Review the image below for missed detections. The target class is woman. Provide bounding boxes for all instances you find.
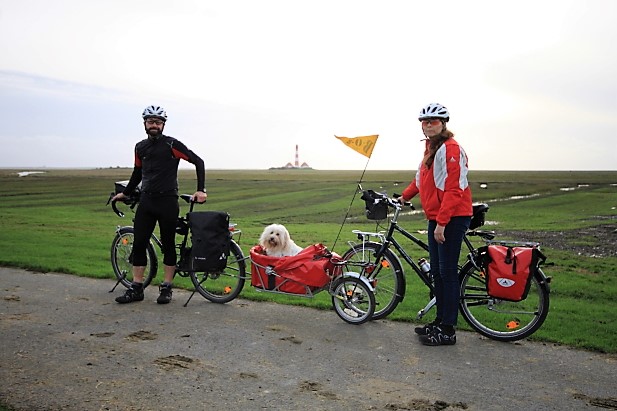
[400,103,473,346]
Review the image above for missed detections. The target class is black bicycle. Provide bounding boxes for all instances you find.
[341,188,552,342]
[107,190,247,306]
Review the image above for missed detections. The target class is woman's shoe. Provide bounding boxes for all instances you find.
[419,325,456,346]
[414,319,441,336]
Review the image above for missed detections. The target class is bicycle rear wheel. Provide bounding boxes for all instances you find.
[189,240,246,303]
[341,242,405,320]
[110,227,158,288]
[331,276,375,325]
[459,263,550,342]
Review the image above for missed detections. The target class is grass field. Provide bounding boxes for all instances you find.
[1,168,616,353]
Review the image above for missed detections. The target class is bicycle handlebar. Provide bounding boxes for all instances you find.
[361,186,495,239]
[107,192,205,218]
[369,190,416,211]
[106,193,132,217]
[392,193,415,210]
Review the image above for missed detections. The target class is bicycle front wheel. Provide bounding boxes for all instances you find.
[110,227,158,288]
[341,242,405,320]
[331,276,375,325]
[189,240,246,303]
[459,263,550,342]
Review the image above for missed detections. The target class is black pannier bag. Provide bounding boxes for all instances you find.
[361,190,388,220]
[188,211,231,272]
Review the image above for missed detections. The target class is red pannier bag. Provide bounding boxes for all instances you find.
[482,244,540,302]
[250,243,338,294]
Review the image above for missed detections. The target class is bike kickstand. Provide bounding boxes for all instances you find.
[183,289,198,307]
[109,279,123,293]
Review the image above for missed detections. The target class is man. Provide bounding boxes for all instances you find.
[112,105,207,304]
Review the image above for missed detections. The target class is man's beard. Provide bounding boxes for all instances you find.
[146,127,163,139]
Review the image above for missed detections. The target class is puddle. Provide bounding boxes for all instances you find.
[17,171,46,177]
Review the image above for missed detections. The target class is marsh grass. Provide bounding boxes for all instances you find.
[1,168,616,352]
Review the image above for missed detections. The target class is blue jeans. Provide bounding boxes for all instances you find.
[428,216,471,327]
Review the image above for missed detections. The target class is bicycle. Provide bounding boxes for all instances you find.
[341,188,552,342]
[107,190,247,306]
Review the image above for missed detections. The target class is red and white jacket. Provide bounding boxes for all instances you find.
[401,138,473,226]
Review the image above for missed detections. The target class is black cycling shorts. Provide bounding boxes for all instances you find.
[132,195,179,267]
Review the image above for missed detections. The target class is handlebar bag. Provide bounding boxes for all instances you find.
[481,245,539,302]
[361,190,388,220]
[250,244,336,294]
[188,211,231,272]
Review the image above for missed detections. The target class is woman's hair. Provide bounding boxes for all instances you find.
[423,126,454,167]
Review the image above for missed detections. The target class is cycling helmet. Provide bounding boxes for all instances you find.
[142,105,167,121]
[418,103,449,122]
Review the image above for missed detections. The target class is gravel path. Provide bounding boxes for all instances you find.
[1,268,616,411]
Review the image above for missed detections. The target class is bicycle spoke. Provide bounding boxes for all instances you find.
[110,228,157,289]
[341,242,404,320]
[459,264,550,342]
[331,277,375,325]
[189,241,246,304]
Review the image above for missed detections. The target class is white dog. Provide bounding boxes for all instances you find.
[259,224,304,257]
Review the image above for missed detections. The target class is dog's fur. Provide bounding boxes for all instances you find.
[259,224,304,257]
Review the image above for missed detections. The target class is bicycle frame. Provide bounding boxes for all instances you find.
[112,193,242,255]
[345,187,555,341]
[350,200,439,318]
[352,215,432,290]
[109,193,245,296]
[348,192,494,320]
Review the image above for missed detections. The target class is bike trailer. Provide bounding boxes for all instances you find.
[188,211,231,272]
[250,244,339,294]
[479,242,545,302]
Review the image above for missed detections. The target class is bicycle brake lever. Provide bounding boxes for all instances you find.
[393,193,415,210]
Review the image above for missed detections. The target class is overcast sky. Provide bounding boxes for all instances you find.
[1,0,615,171]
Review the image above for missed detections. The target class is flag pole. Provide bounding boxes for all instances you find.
[330,155,371,252]
[330,134,378,251]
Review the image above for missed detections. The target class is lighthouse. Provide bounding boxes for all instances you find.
[277,145,311,169]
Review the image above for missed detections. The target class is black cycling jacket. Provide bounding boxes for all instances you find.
[123,135,205,196]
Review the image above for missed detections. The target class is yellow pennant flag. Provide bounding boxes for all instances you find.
[335,135,379,158]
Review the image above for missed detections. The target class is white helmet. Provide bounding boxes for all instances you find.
[418,103,449,122]
[142,105,167,121]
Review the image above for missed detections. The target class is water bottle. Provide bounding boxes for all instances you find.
[418,258,431,274]
[419,258,433,284]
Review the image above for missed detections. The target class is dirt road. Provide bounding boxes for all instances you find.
[1,268,616,411]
